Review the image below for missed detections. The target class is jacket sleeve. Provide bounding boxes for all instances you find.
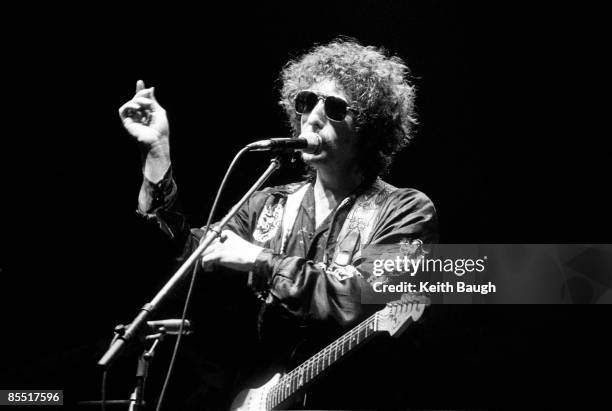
[249,188,438,328]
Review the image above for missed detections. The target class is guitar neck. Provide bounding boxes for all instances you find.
[265,311,381,410]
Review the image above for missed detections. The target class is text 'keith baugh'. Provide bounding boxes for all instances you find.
[373,281,496,295]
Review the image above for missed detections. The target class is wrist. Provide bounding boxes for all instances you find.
[142,139,170,160]
[246,245,265,269]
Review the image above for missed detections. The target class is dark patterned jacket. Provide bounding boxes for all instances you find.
[138,168,438,347]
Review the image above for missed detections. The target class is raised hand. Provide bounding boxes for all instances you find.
[119,80,169,148]
[120,80,170,182]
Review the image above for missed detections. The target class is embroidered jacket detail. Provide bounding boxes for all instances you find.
[253,203,284,243]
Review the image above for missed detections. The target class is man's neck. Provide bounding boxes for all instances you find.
[314,166,363,206]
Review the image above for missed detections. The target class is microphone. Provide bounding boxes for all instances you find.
[246,132,322,153]
[144,319,192,335]
[113,319,193,339]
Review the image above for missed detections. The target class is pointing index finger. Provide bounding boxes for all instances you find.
[136,79,145,93]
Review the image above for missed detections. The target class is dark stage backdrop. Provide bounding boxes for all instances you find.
[1,1,611,409]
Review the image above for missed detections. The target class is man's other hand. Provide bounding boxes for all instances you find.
[201,230,264,273]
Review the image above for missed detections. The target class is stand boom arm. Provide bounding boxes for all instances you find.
[98,157,281,368]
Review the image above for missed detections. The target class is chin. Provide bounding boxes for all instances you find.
[301,150,328,165]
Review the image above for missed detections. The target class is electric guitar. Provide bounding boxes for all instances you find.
[230,294,430,411]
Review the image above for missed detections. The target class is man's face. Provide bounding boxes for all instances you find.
[299,78,360,172]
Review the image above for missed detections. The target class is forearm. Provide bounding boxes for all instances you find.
[136,165,191,249]
[141,141,171,184]
[251,250,364,326]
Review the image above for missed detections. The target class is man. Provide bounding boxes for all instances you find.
[120,38,437,408]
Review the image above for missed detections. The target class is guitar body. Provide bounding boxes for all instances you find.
[230,373,280,411]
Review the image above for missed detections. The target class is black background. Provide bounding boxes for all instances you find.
[0,1,611,409]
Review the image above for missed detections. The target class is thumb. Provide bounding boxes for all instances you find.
[150,86,157,101]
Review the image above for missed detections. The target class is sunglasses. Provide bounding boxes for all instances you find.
[294,90,353,122]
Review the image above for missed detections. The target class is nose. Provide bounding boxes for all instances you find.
[301,99,326,131]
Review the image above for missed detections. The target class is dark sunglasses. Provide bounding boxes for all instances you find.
[294,90,352,122]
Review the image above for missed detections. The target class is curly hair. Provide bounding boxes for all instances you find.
[279,38,417,180]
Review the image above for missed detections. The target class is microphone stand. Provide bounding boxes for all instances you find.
[98,155,282,368]
[79,325,186,409]
[128,332,164,411]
